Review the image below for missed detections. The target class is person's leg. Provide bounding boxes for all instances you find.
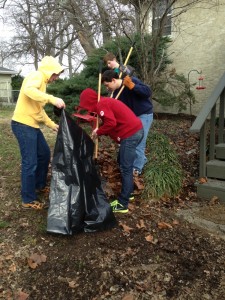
[11,121,38,203]
[116,129,144,210]
[35,130,50,190]
[133,113,153,174]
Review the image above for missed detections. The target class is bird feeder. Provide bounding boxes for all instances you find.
[196,76,206,90]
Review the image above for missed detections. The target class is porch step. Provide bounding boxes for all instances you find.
[196,179,225,202]
[206,159,225,180]
[215,143,225,160]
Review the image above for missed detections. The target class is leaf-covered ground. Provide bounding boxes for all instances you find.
[0,113,225,300]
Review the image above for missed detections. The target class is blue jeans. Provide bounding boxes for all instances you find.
[118,128,144,208]
[134,113,153,173]
[11,121,50,203]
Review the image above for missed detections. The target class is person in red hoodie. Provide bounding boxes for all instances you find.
[79,88,143,213]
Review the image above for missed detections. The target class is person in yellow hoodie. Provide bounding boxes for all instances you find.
[11,56,65,210]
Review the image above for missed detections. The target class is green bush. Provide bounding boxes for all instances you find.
[11,75,24,90]
[143,131,183,198]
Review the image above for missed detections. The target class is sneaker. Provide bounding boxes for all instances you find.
[133,169,141,176]
[112,202,128,213]
[110,199,118,207]
[22,200,49,210]
[129,194,135,202]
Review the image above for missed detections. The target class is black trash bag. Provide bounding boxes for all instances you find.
[47,110,117,235]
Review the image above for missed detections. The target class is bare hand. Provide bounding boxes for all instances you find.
[55,98,66,109]
[91,128,98,140]
[53,124,59,132]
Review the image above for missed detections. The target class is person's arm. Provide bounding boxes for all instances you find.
[94,103,117,136]
[123,76,152,98]
[42,109,58,130]
[23,72,64,106]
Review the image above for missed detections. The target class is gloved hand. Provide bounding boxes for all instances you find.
[55,98,66,109]
[123,75,135,90]
[119,65,132,76]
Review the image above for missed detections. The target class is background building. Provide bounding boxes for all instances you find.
[0,67,17,104]
[153,0,225,116]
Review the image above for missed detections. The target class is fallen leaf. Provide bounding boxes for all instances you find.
[172,220,179,226]
[27,258,38,269]
[68,280,79,289]
[27,253,47,269]
[145,234,154,242]
[128,203,136,211]
[40,254,47,262]
[9,263,16,272]
[208,196,219,206]
[15,290,29,300]
[158,222,173,229]
[198,177,207,184]
[133,177,144,190]
[136,219,146,229]
[119,222,133,234]
[5,255,14,260]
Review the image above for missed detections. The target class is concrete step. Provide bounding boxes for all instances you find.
[206,159,225,180]
[215,143,225,160]
[196,178,225,202]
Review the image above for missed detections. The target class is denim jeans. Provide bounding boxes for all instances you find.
[11,121,50,203]
[134,113,153,173]
[118,128,144,208]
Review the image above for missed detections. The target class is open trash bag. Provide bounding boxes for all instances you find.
[47,110,117,235]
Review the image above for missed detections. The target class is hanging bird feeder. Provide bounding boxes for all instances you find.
[196,76,206,90]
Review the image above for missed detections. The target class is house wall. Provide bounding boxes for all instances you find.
[0,74,13,103]
[154,0,225,116]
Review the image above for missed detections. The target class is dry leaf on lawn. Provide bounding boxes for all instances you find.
[119,222,133,234]
[5,255,14,260]
[27,253,47,269]
[27,258,38,269]
[158,222,173,229]
[136,219,146,229]
[209,196,219,206]
[145,234,154,242]
[172,220,180,226]
[15,290,29,300]
[68,280,79,289]
[9,263,17,272]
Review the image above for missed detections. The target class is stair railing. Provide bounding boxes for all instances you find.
[190,72,225,177]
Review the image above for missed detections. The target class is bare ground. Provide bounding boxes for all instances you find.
[0,113,225,300]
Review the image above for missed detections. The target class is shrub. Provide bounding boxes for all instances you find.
[143,131,183,198]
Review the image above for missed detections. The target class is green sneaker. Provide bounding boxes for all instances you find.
[110,199,118,207]
[112,202,128,213]
[129,194,135,202]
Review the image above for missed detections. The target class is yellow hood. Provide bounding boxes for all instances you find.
[38,56,64,81]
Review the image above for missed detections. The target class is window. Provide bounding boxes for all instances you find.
[152,0,172,36]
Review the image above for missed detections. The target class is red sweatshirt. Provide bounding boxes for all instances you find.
[79,88,143,143]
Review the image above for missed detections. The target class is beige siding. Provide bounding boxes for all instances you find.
[165,0,225,115]
[0,74,13,103]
